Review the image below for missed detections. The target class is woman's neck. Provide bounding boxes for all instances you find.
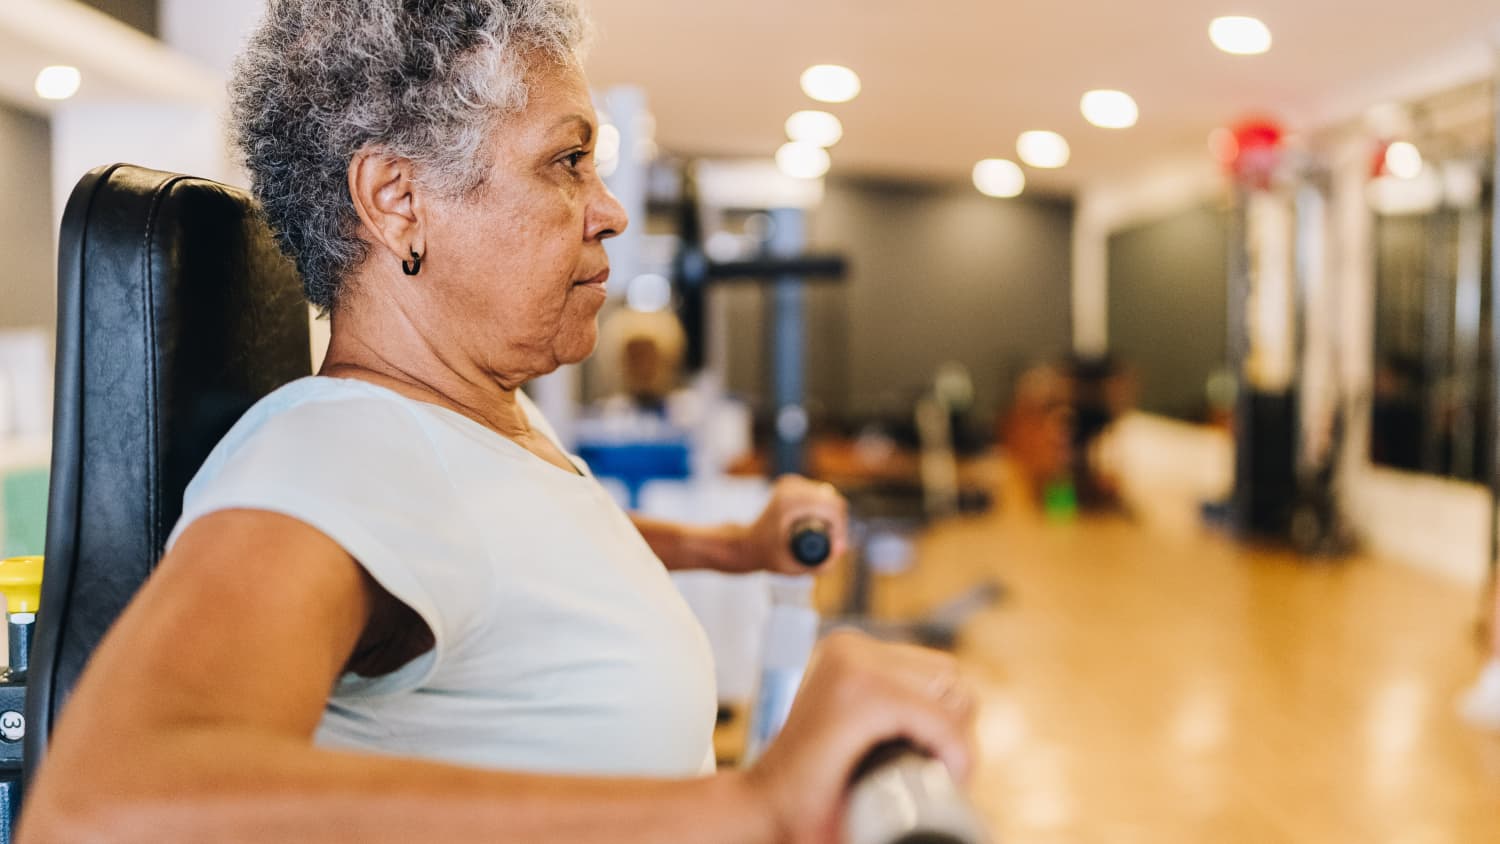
[318,299,534,443]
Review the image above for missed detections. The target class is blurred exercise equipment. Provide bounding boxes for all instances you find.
[844,741,991,844]
[789,517,833,566]
[1220,128,1354,553]
[0,555,42,844]
[743,575,818,764]
[669,161,847,476]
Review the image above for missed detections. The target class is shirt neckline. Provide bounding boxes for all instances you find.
[307,375,592,483]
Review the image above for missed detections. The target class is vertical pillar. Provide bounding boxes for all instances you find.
[768,207,807,476]
[1487,64,1500,582]
[600,86,650,299]
[1293,181,1326,475]
[1421,208,1453,474]
[1230,189,1298,538]
[1227,190,1253,535]
[1452,198,1483,480]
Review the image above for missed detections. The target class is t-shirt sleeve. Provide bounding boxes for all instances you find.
[166,396,494,695]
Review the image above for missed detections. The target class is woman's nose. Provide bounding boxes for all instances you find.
[588,183,629,241]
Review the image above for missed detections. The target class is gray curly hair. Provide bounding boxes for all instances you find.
[230,0,591,309]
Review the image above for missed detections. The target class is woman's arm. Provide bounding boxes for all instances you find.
[631,475,849,575]
[21,508,971,844]
[19,510,771,843]
[632,515,754,573]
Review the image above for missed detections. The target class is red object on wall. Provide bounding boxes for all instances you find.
[1369,140,1392,179]
[1219,116,1285,189]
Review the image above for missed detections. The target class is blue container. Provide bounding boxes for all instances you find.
[574,441,691,509]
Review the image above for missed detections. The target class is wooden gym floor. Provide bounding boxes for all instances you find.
[856,509,1500,843]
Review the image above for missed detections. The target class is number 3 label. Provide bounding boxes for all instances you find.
[0,711,25,743]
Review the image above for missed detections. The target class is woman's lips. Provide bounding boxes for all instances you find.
[574,268,609,294]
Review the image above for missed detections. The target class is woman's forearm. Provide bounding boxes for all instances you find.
[632,477,847,577]
[22,730,776,844]
[632,515,753,573]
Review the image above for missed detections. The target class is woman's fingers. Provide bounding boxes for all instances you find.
[747,632,980,842]
[763,475,850,573]
[819,632,977,781]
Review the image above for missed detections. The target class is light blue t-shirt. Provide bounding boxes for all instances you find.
[167,376,717,777]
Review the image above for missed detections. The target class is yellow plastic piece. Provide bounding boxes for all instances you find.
[0,556,43,614]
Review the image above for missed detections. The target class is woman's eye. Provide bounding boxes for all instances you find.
[564,151,588,169]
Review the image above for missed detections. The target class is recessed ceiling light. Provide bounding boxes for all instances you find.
[1384,141,1424,180]
[1081,89,1138,129]
[1209,16,1272,56]
[785,110,844,147]
[800,65,861,104]
[1016,130,1070,169]
[35,66,81,101]
[776,141,832,179]
[973,158,1025,198]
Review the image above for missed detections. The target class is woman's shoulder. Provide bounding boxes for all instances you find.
[168,381,492,674]
[223,375,423,445]
[185,377,442,499]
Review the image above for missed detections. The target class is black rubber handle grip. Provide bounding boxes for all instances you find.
[788,517,833,567]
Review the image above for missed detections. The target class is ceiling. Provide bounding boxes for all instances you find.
[6,0,1499,197]
[583,0,1500,193]
[0,1,219,116]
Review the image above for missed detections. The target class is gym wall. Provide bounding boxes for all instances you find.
[719,176,1075,427]
[0,104,55,332]
[1106,204,1229,421]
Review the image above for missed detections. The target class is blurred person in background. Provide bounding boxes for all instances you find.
[998,363,1074,514]
[998,357,1135,517]
[1068,354,1135,511]
[599,306,687,418]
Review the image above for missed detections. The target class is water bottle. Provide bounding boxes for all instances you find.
[743,574,819,764]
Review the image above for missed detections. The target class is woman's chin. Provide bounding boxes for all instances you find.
[553,324,600,366]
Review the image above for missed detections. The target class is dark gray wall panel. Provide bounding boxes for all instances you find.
[78,0,158,36]
[1106,205,1228,420]
[802,177,1074,422]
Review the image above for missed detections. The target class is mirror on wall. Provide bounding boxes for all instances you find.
[1369,82,1494,481]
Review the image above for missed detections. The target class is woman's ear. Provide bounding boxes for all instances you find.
[348,149,426,269]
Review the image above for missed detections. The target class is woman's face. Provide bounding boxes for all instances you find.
[419,59,627,385]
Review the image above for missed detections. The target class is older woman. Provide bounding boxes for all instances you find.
[21,1,974,841]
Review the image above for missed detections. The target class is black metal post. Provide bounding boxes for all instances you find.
[1422,208,1453,475]
[1487,73,1500,590]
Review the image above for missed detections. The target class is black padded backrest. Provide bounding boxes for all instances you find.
[27,164,311,772]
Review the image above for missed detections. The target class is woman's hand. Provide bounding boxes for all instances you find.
[741,631,978,843]
[742,475,850,574]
